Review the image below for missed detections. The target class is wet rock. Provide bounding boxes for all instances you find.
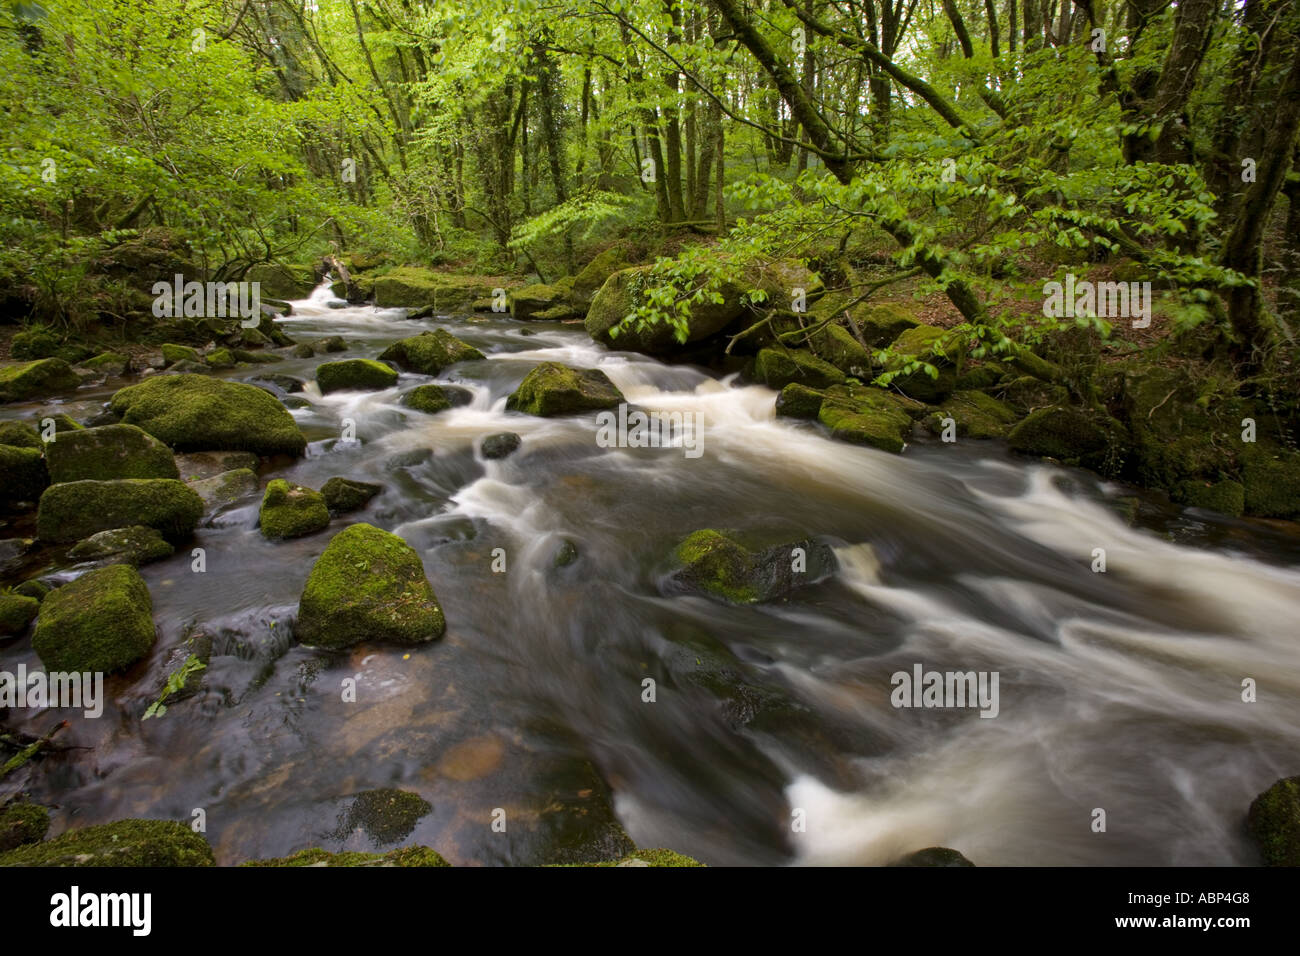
[174,450,260,481]
[37,479,204,543]
[558,848,705,867]
[509,281,578,321]
[817,385,915,454]
[243,846,449,867]
[189,468,260,511]
[0,421,42,448]
[259,479,330,539]
[0,445,48,511]
[252,374,306,394]
[32,564,155,673]
[753,348,845,389]
[161,343,201,365]
[320,335,347,353]
[316,358,398,394]
[0,819,213,867]
[774,382,827,420]
[0,538,33,575]
[378,329,484,375]
[923,389,1019,440]
[0,593,39,636]
[109,374,307,457]
[505,362,623,417]
[44,423,179,483]
[162,359,210,375]
[481,432,521,459]
[291,343,316,359]
[402,383,461,414]
[335,789,432,846]
[1173,478,1245,517]
[1248,775,1300,865]
[1008,405,1127,475]
[12,578,49,602]
[0,358,80,404]
[154,629,212,705]
[67,525,174,567]
[321,477,383,514]
[0,804,49,853]
[888,847,976,867]
[554,539,578,567]
[296,523,445,648]
[672,529,836,603]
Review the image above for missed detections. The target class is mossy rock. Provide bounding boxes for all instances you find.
[371,267,498,311]
[808,323,873,376]
[585,264,753,355]
[37,478,204,543]
[1173,478,1245,517]
[887,846,975,867]
[774,383,827,419]
[11,328,62,360]
[673,529,835,604]
[1248,776,1300,866]
[78,351,132,376]
[0,819,213,867]
[67,525,174,567]
[33,412,83,434]
[161,343,201,365]
[321,477,383,514]
[175,450,260,480]
[31,564,155,673]
[165,359,211,375]
[882,324,964,403]
[12,579,49,602]
[817,386,916,454]
[378,330,484,375]
[558,848,705,867]
[243,845,450,867]
[753,348,845,389]
[204,347,237,369]
[189,467,260,511]
[231,348,282,365]
[292,342,316,359]
[505,362,624,417]
[1008,405,1128,475]
[260,479,330,539]
[0,445,50,510]
[481,432,521,459]
[1241,452,1300,520]
[1120,366,1224,491]
[572,248,633,306]
[44,423,179,483]
[0,358,80,404]
[0,420,42,449]
[0,593,39,636]
[246,261,317,299]
[109,374,307,457]
[0,803,49,852]
[508,282,570,320]
[317,358,398,394]
[924,390,1019,440]
[955,362,1007,391]
[335,789,432,846]
[296,523,445,648]
[403,384,454,414]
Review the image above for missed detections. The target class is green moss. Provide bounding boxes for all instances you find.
[371,267,498,310]
[31,564,155,673]
[260,479,331,539]
[37,479,204,543]
[321,477,383,514]
[161,343,201,364]
[0,420,42,449]
[78,351,131,376]
[955,363,1007,391]
[0,819,213,867]
[230,349,282,365]
[1007,405,1126,474]
[1173,478,1245,517]
[509,282,572,320]
[882,324,963,403]
[753,348,845,389]
[572,248,633,306]
[204,347,236,369]
[44,423,179,483]
[816,387,915,454]
[34,412,83,434]
[554,847,705,867]
[403,384,454,414]
[317,358,398,394]
[0,445,49,510]
[246,262,317,299]
[292,342,315,359]
[336,789,432,845]
[924,390,1019,440]
[585,265,746,354]
[774,383,827,419]
[0,803,49,852]
[378,330,484,375]
[505,362,624,417]
[674,530,760,604]
[242,845,450,867]
[0,358,80,403]
[13,579,50,602]
[1248,776,1300,866]
[1241,453,1300,519]
[67,525,175,567]
[0,593,39,636]
[296,523,445,648]
[11,328,62,360]
[109,374,306,457]
[808,323,873,376]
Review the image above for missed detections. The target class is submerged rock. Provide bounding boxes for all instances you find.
[109,374,306,457]
[481,432,521,459]
[505,362,624,417]
[37,479,204,543]
[67,525,174,567]
[378,329,484,375]
[0,593,39,636]
[44,423,179,483]
[259,479,330,539]
[0,358,80,404]
[296,523,445,648]
[316,358,398,394]
[335,789,432,846]
[31,564,155,673]
[321,477,383,514]
[1248,775,1300,866]
[0,819,213,867]
[672,529,836,604]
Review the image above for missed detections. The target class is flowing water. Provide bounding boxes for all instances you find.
[4,283,1300,866]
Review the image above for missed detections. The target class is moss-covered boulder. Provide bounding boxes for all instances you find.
[0,819,213,867]
[509,282,576,320]
[317,358,398,394]
[774,382,827,419]
[1173,478,1246,517]
[1008,405,1127,474]
[1241,452,1300,520]
[109,374,306,457]
[370,267,499,311]
[753,348,846,389]
[188,468,260,511]
[37,479,204,543]
[260,479,330,539]
[161,343,201,365]
[243,846,450,867]
[44,423,179,483]
[817,386,915,454]
[1120,366,1224,492]
[377,330,484,375]
[672,529,835,604]
[34,412,82,435]
[924,390,1019,440]
[585,265,742,354]
[0,420,42,449]
[505,362,624,417]
[296,523,445,648]
[67,526,174,567]
[321,477,383,514]
[204,347,237,369]
[12,579,50,602]
[403,384,455,414]
[0,593,39,636]
[572,248,633,307]
[0,445,49,510]
[0,358,80,404]
[1248,776,1300,866]
[78,351,132,377]
[881,324,964,403]
[246,261,317,300]
[0,803,49,853]
[808,323,873,376]
[31,564,155,673]
[559,848,705,867]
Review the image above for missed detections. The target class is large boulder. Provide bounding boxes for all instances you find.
[0,819,213,867]
[108,374,307,457]
[37,479,204,543]
[296,523,446,648]
[753,348,845,389]
[188,468,260,511]
[31,564,155,673]
[1248,775,1300,866]
[370,267,500,311]
[175,450,260,481]
[672,530,835,604]
[0,358,80,403]
[923,390,1019,440]
[508,281,578,320]
[0,421,42,448]
[67,526,174,567]
[1007,405,1127,475]
[1241,452,1300,520]
[882,324,963,403]
[317,358,398,394]
[817,385,919,454]
[378,330,485,375]
[572,248,633,308]
[0,445,49,510]
[44,424,179,483]
[260,479,330,539]
[505,362,624,417]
